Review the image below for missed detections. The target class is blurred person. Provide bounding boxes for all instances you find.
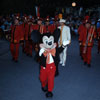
[80,16,96,67]
[58,19,71,67]
[10,16,24,62]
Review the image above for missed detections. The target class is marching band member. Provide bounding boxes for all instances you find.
[97,19,100,54]
[80,16,96,67]
[10,15,24,62]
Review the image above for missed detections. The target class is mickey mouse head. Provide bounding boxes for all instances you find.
[42,33,54,49]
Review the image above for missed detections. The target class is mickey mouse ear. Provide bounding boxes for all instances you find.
[31,31,41,43]
[42,32,53,37]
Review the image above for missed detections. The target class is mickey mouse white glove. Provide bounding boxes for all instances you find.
[39,48,45,56]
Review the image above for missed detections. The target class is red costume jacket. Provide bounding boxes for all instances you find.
[22,23,34,40]
[34,24,46,34]
[78,24,85,42]
[80,26,96,46]
[11,25,24,43]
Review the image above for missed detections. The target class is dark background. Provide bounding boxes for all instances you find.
[0,0,100,16]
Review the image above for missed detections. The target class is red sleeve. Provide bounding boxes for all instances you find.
[50,25,55,33]
[29,24,34,33]
[43,26,47,33]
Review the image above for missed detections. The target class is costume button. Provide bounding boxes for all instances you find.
[43,67,46,69]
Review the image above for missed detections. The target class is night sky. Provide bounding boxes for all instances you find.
[0,0,100,15]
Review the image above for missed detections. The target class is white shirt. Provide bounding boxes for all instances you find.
[39,48,54,64]
[48,53,54,64]
[58,25,71,46]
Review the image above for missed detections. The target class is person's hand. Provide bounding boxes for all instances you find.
[62,41,70,48]
[39,48,45,56]
[20,40,24,46]
[79,41,82,45]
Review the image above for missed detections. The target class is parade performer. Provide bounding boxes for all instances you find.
[39,32,68,97]
[58,19,71,66]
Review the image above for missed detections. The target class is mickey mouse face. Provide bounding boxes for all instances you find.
[42,36,54,49]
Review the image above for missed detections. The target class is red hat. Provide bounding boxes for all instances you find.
[45,16,50,21]
[23,14,28,20]
[55,15,59,21]
[15,15,20,20]
[84,16,90,20]
[84,16,91,24]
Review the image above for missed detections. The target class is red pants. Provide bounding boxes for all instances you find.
[10,43,19,60]
[82,46,92,64]
[40,63,56,92]
[21,42,25,52]
[98,40,100,52]
[24,40,32,55]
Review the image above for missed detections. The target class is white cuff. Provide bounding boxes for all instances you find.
[39,48,45,56]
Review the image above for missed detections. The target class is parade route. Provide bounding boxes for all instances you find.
[0,36,100,100]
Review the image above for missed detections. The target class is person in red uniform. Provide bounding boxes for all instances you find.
[45,17,52,33]
[32,17,45,59]
[45,16,59,34]
[10,16,24,62]
[33,17,47,53]
[24,17,34,57]
[80,16,96,67]
[21,15,28,53]
[45,17,56,33]
[97,26,100,54]
[34,17,46,34]
[54,17,60,29]
[50,17,60,33]
[78,20,85,58]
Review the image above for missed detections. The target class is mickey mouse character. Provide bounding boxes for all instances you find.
[39,32,69,98]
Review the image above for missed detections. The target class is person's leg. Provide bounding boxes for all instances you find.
[87,47,92,67]
[59,52,63,64]
[55,61,59,77]
[26,41,30,55]
[83,46,87,65]
[24,40,28,54]
[14,43,20,62]
[46,63,56,97]
[98,40,100,53]
[40,66,48,90]
[48,64,56,92]
[22,41,25,53]
[80,45,82,56]
[81,46,83,59]
[62,47,67,66]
